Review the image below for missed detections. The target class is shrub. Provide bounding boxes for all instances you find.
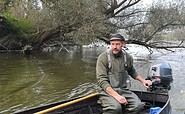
[3,12,33,39]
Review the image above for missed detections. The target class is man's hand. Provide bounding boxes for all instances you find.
[136,75,152,88]
[106,86,128,105]
[114,94,128,105]
[142,80,152,88]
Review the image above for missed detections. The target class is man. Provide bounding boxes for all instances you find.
[96,34,152,114]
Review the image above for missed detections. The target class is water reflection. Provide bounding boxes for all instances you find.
[0,46,185,114]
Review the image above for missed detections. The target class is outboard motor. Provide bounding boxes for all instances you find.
[147,63,173,93]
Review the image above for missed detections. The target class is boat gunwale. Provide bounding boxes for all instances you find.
[14,90,171,114]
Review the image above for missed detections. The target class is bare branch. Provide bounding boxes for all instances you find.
[145,21,174,42]
[104,0,141,17]
[113,0,141,17]
[114,10,149,18]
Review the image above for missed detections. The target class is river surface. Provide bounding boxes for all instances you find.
[0,46,185,114]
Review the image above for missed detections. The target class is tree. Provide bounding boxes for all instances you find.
[126,1,185,51]
[100,0,185,52]
[40,0,115,44]
[1,0,185,52]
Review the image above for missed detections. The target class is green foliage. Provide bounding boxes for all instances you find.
[2,0,115,44]
[43,0,115,44]
[2,12,33,39]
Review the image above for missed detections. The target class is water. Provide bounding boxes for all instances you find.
[0,46,185,114]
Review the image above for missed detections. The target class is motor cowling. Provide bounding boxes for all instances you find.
[147,63,173,93]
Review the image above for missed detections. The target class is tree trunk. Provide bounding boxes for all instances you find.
[30,26,64,50]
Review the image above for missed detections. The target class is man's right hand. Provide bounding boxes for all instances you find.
[114,95,128,105]
[106,86,128,105]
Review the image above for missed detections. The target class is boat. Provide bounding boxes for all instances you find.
[14,90,171,114]
[14,63,173,114]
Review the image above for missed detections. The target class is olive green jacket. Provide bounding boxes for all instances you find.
[96,49,138,91]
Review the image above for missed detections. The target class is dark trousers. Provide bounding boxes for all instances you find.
[98,89,143,114]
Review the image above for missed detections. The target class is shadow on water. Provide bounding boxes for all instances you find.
[0,46,185,114]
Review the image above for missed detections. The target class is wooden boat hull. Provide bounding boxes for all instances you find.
[14,91,171,114]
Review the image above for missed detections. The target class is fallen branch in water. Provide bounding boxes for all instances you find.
[0,44,9,51]
[59,44,69,52]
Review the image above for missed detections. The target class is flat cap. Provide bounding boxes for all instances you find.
[110,34,125,41]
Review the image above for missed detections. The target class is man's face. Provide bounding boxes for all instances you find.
[110,40,125,55]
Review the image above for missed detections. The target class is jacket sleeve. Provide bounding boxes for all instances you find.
[96,52,110,91]
[126,54,138,79]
